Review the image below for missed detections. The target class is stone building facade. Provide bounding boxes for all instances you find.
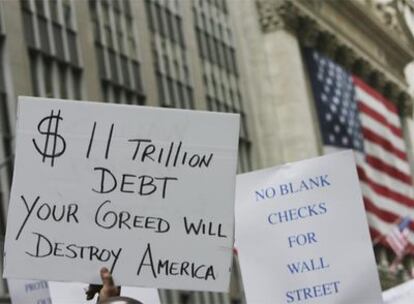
[231,0,414,292]
[0,0,250,303]
[0,0,414,303]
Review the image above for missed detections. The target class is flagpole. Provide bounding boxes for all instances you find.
[389,247,408,273]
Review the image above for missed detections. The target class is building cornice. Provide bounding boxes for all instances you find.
[256,0,414,116]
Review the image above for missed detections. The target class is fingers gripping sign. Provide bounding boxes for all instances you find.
[85,267,120,303]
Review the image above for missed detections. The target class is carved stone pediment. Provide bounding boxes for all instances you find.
[371,0,414,46]
[255,0,414,116]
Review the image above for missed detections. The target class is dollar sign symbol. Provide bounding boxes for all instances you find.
[32,109,66,167]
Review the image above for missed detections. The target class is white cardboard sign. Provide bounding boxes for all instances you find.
[383,279,414,304]
[235,151,383,303]
[4,97,239,292]
[8,279,51,304]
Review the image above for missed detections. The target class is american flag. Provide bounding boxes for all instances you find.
[304,48,414,252]
[386,216,410,257]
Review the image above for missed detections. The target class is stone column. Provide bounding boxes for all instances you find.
[232,0,321,169]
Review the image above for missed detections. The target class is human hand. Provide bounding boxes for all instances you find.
[85,267,121,302]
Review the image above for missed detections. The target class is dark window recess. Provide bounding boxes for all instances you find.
[209,35,217,64]
[121,56,130,87]
[53,24,65,61]
[186,85,194,109]
[0,94,11,145]
[199,292,206,304]
[180,293,191,304]
[63,0,72,28]
[49,0,59,22]
[0,49,4,92]
[125,92,133,105]
[214,38,223,68]
[207,95,214,111]
[225,46,232,73]
[230,48,238,75]
[195,28,203,58]
[166,10,175,42]
[89,0,97,12]
[176,16,185,47]
[205,32,212,61]
[145,0,155,32]
[164,55,170,75]
[156,71,165,104]
[113,0,120,11]
[0,92,13,181]
[67,30,79,66]
[240,112,249,140]
[222,0,228,14]
[105,26,113,49]
[114,11,122,33]
[34,0,45,16]
[21,0,31,11]
[43,57,53,97]
[108,50,119,83]
[58,64,67,98]
[102,83,109,102]
[73,69,82,99]
[136,93,145,105]
[95,44,106,79]
[132,61,143,93]
[118,32,124,54]
[92,20,101,43]
[166,76,175,107]
[155,3,165,37]
[124,0,132,17]
[38,17,51,54]
[220,42,226,69]
[29,51,39,96]
[177,81,185,108]
[201,31,208,59]
[113,87,121,103]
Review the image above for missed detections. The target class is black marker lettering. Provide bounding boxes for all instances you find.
[16,195,40,241]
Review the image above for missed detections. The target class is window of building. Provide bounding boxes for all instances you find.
[193,0,252,173]
[21,0,84,100]
[145,0,193,109]
[89,0,145,105]
[49,0,59,22]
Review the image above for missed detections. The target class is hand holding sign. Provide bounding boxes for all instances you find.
[4,96,239,292]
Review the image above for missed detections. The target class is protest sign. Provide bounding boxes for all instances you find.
[3,96,239,292]
[383,279,414,304]
[235,150,383,303]
[8,279,51,304]
[48,281,161,304]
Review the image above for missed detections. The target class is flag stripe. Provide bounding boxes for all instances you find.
[360,182,413,224]
[353,77,399,115]
[365,155,412,185]
[356,155,413,197]
[362,127,407,161]
[364,197,414,231]
[359,102,403,138]
[357,166,414,208]
[360,112,405,151]
[363,140,411,174]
